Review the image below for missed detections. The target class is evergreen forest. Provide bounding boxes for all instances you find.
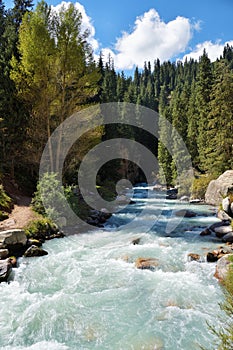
[0,0,233,193]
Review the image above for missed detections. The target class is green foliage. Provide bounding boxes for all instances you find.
[24,217,57,238]
[10,0,100,175]
[0,211,9,221]
[191,174,216,199]
[32,172,73,219]
[97,180,116,202]
[32,172,91,224]
[0,184,12,211]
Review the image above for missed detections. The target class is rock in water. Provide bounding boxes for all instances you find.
[222,197,232,215]
[222,232,233,243]
[200,228,212,236]
[135,257,159,271]
[174,209,197,218]
[188,253,201,261]
[214,225,233,238]
[0,229,27,255]
[207,252,219,262]
[217,210,232,221]
[205,170,233,205]
[24,245,48,257]
[0,259,12,283]
[131,238,141,245]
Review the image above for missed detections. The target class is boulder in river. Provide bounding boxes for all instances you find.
[174,209,197,218]
[0,259,12,282]
[24,245,48,257]
[217,209,232,221]
[214,225,233,238]
[0,229,27,255]
[222,197,232,216]
[205,170,233,205]
[131,238,141,245]
[207,252,219,262]
[135,257,159,271]
[188,253,201,262]
[222,232,233,243]
[200,228,212,236]
[209,221,231,231]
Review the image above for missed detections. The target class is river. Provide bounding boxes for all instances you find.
[0,185,226,350]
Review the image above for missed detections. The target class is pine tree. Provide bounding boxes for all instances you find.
[13,0,33,31]
[170,82,190,180]
[204,60,233,174]
[157,85,173,185]
[186,81,199,167]
[196,49,213,171]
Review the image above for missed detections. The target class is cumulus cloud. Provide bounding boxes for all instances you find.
[51,1,99,51]
[182,40,233,62]
[103,9,197,70]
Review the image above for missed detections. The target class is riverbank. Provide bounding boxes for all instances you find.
[0,186,227,350]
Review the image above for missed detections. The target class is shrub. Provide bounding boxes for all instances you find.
[191,174,216,200]
[0,184,12,211]
[32,172,89,225]
[24,218,58,239]
[0,211,9,221]
[32,173,77,219]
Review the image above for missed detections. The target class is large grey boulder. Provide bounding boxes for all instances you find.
[222,232,233,243]
[205,170,233,205]
[214,225,233,238]
[0,259,12,283]
[0,229,27,253]
[215,254,233,281]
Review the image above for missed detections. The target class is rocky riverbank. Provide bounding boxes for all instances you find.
[0,228,64,283]
[190,170,233,281]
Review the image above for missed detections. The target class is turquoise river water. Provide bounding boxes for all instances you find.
[0,186,227,350]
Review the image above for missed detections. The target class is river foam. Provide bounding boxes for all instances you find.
[0,187,225,349]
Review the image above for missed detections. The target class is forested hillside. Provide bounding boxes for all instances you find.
[1,0,233,193]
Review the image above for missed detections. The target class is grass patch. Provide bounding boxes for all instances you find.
[24,218,58,239]
[191,174,216,199]
[0,184,12,212]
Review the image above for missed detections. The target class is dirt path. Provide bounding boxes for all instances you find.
[0,195,38,231]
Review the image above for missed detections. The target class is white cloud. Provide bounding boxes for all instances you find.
[182,40,233,62]
[104,9,197,70]
[51,1,99,51]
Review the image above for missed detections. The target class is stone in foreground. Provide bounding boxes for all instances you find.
[24,245,48,257]
[0,259,12,283]
[0,229,27,254]
[205,170,233,205]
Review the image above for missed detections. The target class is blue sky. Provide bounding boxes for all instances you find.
[4,0,233,70]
